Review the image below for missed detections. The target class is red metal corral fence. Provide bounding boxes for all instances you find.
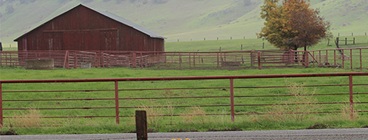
[1,47,367,70]
[0,73,368,128]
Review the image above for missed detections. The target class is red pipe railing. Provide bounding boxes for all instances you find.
[0,72,368,127]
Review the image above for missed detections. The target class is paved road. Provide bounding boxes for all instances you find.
[1,128,367,140]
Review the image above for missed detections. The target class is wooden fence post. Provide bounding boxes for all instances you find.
[345,38,347,45]
[136,110,148,140]
[353,37,355,45]
[257,51,262,69]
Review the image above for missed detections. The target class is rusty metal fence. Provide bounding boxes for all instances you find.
[1,48,367,70]
[0,50,297,69]
[307,47,368,70]
[0,73,368,127]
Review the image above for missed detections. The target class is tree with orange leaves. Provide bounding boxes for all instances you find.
[259,0,330,51]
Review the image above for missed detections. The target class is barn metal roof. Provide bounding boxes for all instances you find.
[14,3,164,41]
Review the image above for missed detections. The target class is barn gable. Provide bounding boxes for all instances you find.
[14,3,164,52]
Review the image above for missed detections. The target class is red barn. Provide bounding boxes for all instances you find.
[14,4,164,52]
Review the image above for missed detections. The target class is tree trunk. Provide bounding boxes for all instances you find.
[292,45,298,62]
[302,46,307,65]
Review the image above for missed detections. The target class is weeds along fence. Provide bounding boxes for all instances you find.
[0,73,368,128]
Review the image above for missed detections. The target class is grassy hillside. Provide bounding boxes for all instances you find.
[0,0,367,47]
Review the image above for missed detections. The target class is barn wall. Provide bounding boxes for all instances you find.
[17,5,164,52]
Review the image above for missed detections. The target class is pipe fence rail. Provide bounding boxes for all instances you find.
[0,73,367,128]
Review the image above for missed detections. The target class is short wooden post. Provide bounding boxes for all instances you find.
[136,110,148,140]
[345,38,347,45]
[353,37,355,45]
[257,51,262,69]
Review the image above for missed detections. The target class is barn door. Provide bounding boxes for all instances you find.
[100,30,117,51]
[45,32,63,50]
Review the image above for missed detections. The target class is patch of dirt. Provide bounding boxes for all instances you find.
[208,127,242,131]
[307,123,329,129]
[0,129,18,135]
[169,129,199,132]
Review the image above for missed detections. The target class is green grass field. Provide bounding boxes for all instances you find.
[1,36,368,135]
[0,67,367,135]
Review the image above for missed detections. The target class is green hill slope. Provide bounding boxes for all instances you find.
[0,0,367,46]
